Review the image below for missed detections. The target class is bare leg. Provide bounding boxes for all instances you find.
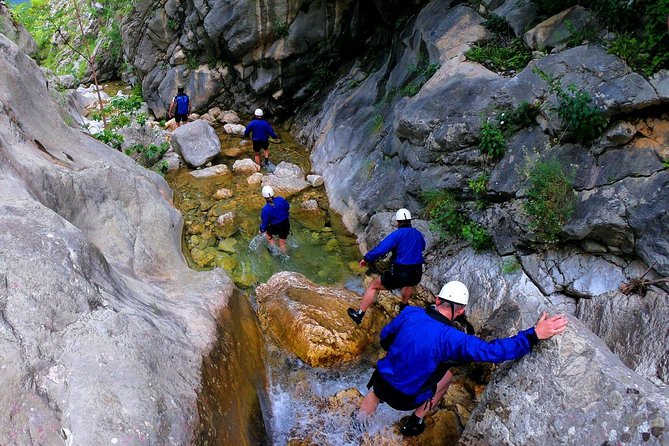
[359,389,381,416]
[360,277,385,312]
[414,371,453,418]
[278,238,287,253]
[265,233,276,247]
[401,286,413,304]
[255,152,261,165]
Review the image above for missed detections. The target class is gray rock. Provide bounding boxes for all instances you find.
[491,0,537,37]
[602,121,637,148]
[0,34,246,445]
[170,119,221,167]
[190,164,229,178]
[261,161,309,198]
[459,316,669,446]
[577,289,669,385]
[649,70,669,99]
[0,2,37,55]
[232,158,260,173]
[523,6,595,50]
[306,174,324,187]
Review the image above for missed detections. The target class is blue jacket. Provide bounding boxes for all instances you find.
[377,306,539,405]
[244,118,278,141]
[364,226,425,265]
[260,197,290,232]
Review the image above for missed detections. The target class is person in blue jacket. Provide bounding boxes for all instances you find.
[259,185,290,253]
[244,108,279,167]
[357,280,569,436]
[168,84,191,128]
[348,208,426,325]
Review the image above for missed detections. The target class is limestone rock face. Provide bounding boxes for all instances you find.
[0,35,238,445]
[232,158,260,173]
[459,316,669,446]
[523,6,595,50]
[577,288,669,384]
[0,2,37,55]
[255,272,385,367]
[170,120,221,167]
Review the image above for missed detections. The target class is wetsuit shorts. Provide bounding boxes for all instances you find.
[380,263,423,291]
[367,369,421,411]
[175,113,188,123]
[267,219,290,240]
[252,140,270,152]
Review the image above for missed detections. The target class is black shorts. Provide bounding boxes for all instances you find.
[252,140,269,152]
[267,219,290,240]
[367,370,420,411]
[175,113,188,123]
[380,263,423,290]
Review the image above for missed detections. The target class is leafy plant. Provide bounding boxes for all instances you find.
[524,159,576,244]
[274,20,290,39]
[501,257,521,274]
[399,51,440,97]
[185,53,199,69]
[533,68,608,143]
[94,129,124,150]
[500,101,540,134]
[461,222,493,251]
[465,38,533,73]
[168,18,178,31]
[109,114,131,129]
[468,173,489,197]
[479,121,506,160]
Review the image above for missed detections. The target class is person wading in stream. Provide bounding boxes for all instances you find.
[357,280,569,437]
[244,108,279,168]
[348,209,425,325]
[259,185,290,253]
[168,84,191,128]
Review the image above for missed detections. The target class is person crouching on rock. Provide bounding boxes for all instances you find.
[259,186,290,253]
[348,208,425,325]
[357,280,569,437]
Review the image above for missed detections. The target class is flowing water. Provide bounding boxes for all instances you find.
[166,127,396,444]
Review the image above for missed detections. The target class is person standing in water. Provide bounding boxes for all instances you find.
[348,209,426,325]
[259,186,290,253]
[244,108,279,167]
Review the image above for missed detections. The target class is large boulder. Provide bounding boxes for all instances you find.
[170,120,221,167]
[0,34,256,445]
[255,272,385,367]
[577,287,669,385]
[523,6,596,50]
[261,161,310,198]
[459,315,669,445]
[0,1,37,55]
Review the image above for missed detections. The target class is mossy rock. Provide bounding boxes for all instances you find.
[216,254,238,271]
[217,238,238,253]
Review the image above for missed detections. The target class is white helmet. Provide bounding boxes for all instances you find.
[438,281,469,305]
[395,208,412,221]
[261,185,274,198]
[254,108,264,117]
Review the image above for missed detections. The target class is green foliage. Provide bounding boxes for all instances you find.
[663,158,669,169]
[135,113,148,127]
[109,94,142,112]
[185,53,199,69]
[127,142,169,166]
[479,121,506,160]
[152,160,169,176]
[468,173,489,198]
[348,79,362,89]
[421,190,492,251]
[501,257,521,274]
[465,38,533,73]
[608,0,669,77]
[308,66,333,92]
[371,113,384,134]
[168,18,178,31]
[524,159,576,244]
[461,222,493,250]
[534,68,608,143]
[108,114,131,129]
[499,101,540,134]
[563,18,601,48]
[274,20,290,39]
[399,52,440,97]
[94,129,124,150]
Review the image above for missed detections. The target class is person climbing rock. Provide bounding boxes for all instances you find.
[357,280,569,437]
[259,185,290,253]
[244,108,279,168]
[348,209,425,325]
[168,84,191,128]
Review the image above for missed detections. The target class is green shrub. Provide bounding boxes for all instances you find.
[468,173,489,197]
[479,121,506,160]
[461,222,493,251]
[533,68,608,143]
[185,53,199,69]
[422,190,463,238]
[501,257,521,274]
[524,159,575,244]
[274,20,290,39]
[168,18,178,31]
[465,38,533,73]
[108,114,131,129]
[94,129,124,150]
[398,52,440,97]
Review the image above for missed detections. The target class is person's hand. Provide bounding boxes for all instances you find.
[534,312,568,340]
[359,259,367,268]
